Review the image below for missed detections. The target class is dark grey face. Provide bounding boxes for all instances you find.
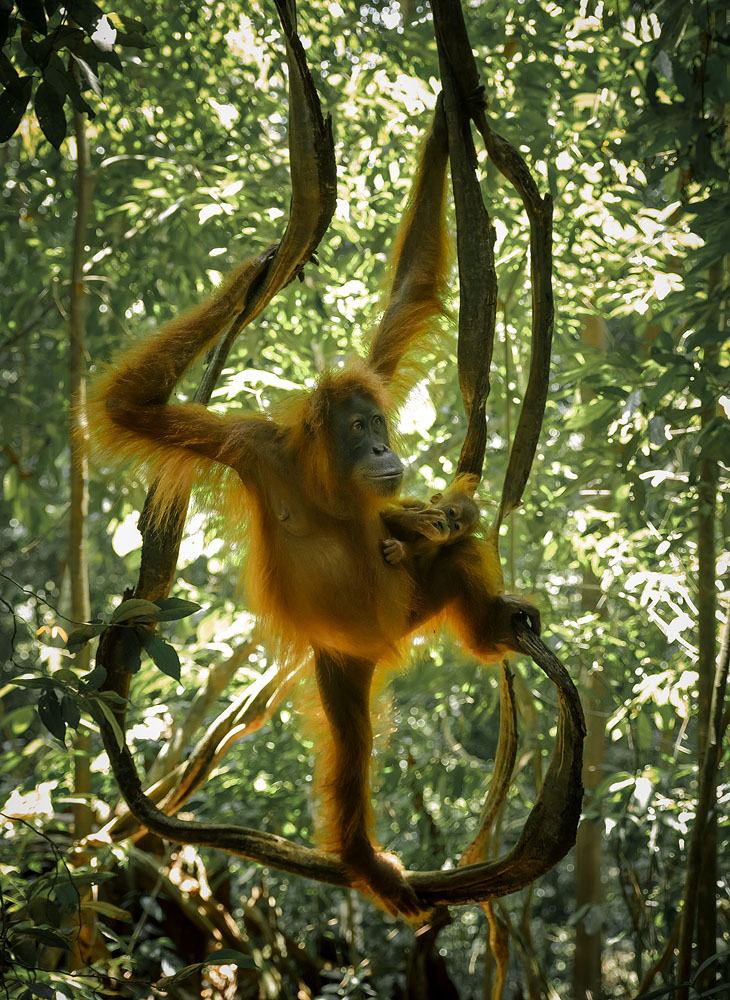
[331,391,403,497]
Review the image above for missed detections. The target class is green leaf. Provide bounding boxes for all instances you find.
[153,597,202,621]
[652,50,672,81]
[116,30,156,50]
[0,53,19,87]
[23,927,70,949]
[23,31,56,64]
[17,0,48,35]
[91,43,122,71]
[34,79,66,148]
[140,632,181,681]
[90,696,125,750]
[11,677,54,691]
[697,417,730,461]
[55,881,81,911]
[37,688,66,741]
[66,622,105,650]
[68,50,102,98]
[0,10,14,48]
[204,949,255,967]
[117,15,148,33]
[3,464,17,500]
[563,397,616,430]
[82,899,132,920]
[119,626,142,673]
[79,664,107,690]
[67,0,103,32]
[645,368,680,405]
[110,598,162,624]
[57,871,114,895]
[0,76,34,143]
[25,985,56,1000]
[3,705,35,736]
[685,325,722,350]
[45,61,93,116]
[61,693,81,729]
[48,24,84,52]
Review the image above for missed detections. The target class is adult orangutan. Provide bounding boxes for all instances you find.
[89,98,539,916]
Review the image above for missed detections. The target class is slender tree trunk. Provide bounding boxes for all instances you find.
[572,314,608,1000]
[68,103,94,840]
[676,616,729,1000]
[676,260,724,997]
[694,264,722,987]
[573,573,606,1000]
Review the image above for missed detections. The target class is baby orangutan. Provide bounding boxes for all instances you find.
[382,480,480,574]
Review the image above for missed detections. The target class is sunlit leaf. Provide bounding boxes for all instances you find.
[110,598,162,624]
[153,597,202,621]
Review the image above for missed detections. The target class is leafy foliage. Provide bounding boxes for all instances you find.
[1,2,153,147]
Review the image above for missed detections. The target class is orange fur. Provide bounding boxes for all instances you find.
[370,103,452,401]
[88,103,539,916]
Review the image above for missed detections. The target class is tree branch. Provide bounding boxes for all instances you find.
[430,0,554,525]
[95,626,584,909]
[432,18,497,480]
[97,0,336,723]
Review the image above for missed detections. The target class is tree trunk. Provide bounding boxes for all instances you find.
[677,260,723,997]
[572,314,608,1000]
[573,576,606,1000]
[68,101,94,840]
[694,263,722,989]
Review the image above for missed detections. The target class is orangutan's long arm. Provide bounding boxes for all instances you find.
[88,0,335,479]
[368,97,450,386]
[88,247,277,474]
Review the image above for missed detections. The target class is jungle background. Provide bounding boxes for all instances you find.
[1,0,728,998]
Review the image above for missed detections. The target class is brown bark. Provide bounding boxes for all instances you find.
[430,0,554,516]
